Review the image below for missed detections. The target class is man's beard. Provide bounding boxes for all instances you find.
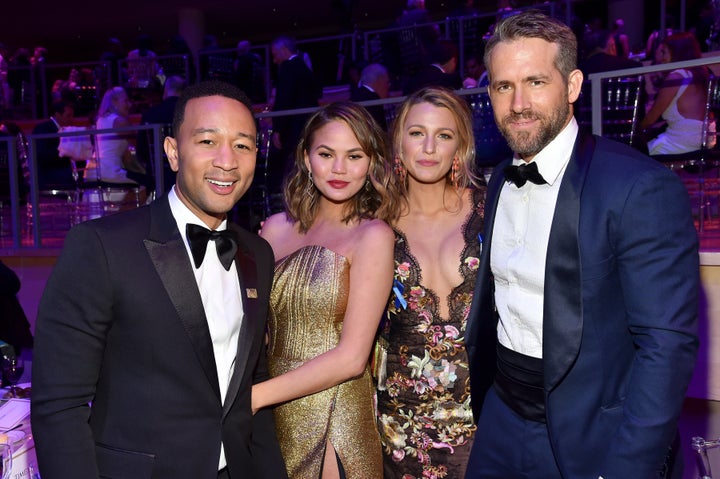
[497,100,570,158]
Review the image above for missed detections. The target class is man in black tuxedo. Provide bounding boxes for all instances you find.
[269,35,321,194]
[578,28,642,76]
[350,63,391,132]
[32,80,288,479]
[135,75,186,191]
[403,39,463,95]
[31,100,75,190]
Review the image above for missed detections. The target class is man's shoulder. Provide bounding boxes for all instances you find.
[32,119,56,133]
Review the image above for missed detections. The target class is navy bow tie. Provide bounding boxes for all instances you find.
[186,224,238,271]
[503,162,546,187]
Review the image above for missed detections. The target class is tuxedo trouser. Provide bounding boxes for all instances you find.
[465,386,562,479]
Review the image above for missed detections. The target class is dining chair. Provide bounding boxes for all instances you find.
[651,74,720,232]
[575,75,646,149]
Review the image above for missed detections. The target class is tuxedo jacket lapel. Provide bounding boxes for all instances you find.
[542,133,594,391]
[143,197,221,400]
[223,227,259,416]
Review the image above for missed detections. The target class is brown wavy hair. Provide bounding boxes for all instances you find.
[283,101,402,233]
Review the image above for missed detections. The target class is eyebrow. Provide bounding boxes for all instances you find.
[314,144,365,153]
[191,128,255,140]
[406,124,456,133]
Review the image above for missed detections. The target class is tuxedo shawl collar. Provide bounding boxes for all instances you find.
[542,132,595,391]
[142,196,260,410]
[468,133,596,395]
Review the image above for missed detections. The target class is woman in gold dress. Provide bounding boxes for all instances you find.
[253,101,402,478]
[376,87,485,479]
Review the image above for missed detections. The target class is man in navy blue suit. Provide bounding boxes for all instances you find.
[465,11,699,479]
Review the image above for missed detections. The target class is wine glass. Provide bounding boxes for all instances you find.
[1,358,24,398]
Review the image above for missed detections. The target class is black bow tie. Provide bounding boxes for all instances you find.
[503,162,546,188]
[186,223,238,271]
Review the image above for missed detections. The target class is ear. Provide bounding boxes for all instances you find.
[164,136,180,173]
[567,69,584,104]
[303,150,311,173]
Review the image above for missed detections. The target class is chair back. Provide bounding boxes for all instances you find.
[466,91,512,167]
[576,75,645,147]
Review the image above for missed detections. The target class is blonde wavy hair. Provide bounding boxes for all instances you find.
[390,86,480,194]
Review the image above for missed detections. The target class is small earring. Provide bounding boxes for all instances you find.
[394,156,406,183]
[305,171,314,198]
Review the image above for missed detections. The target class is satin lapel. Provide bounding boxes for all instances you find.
[543,133,595,391]
[466,160,510,347]
[143,197,221,400]
[223,229,258,417]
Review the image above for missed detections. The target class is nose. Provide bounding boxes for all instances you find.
[511,86,529,114]
[331,156,346,174]
[423,135,436,154]
[213,142,238,171]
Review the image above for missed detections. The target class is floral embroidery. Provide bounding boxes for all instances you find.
[377,189,485,479]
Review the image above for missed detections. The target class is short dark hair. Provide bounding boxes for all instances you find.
[429,40,458,65]
[50,100,72,116]
[172,80,254,135]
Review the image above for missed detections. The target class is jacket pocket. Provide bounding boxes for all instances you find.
[96,442,155,479]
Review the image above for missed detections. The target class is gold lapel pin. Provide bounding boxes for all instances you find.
[246,288,258,298]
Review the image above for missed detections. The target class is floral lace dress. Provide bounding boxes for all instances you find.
[376,188,484,479]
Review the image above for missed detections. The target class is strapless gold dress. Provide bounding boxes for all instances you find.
[268,245,383,479]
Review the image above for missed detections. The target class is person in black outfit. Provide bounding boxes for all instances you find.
[31,100,76,190]
[578,29,641,76]
[134,75,185,192]
[269,35,321,194]
[0,260,33,356]
[403,39,462,95]
[350,63,391,132]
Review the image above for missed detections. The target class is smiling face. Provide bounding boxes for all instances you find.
[165,95,257,228]
[400,102,459,185]
[487,37,582,161]
[304,119,371,205]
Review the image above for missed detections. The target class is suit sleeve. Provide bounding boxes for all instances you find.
[31,223,115,478]
[601,167,699,477]
[248,239,289,479]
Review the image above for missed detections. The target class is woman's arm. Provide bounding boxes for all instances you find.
[639,71,682,130]
[252,220,395,412]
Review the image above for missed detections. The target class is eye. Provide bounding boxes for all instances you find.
[318,151,333,158]
[348,153,366,160]
[235,142,252,151]
[530,80,545,87]
[496,83,511,92]
[438,133,453,140]
[198,138,214,145]
[408,130,423,137]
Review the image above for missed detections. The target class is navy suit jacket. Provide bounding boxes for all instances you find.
[32,195,288,479]
[465,133,699,478]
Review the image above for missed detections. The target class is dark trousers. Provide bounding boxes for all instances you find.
[465,386,562,479]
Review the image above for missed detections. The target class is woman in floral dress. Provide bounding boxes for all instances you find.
[376,87,485,479]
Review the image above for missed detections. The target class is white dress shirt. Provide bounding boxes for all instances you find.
[168,187,244,470]
[490,118,578,358]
